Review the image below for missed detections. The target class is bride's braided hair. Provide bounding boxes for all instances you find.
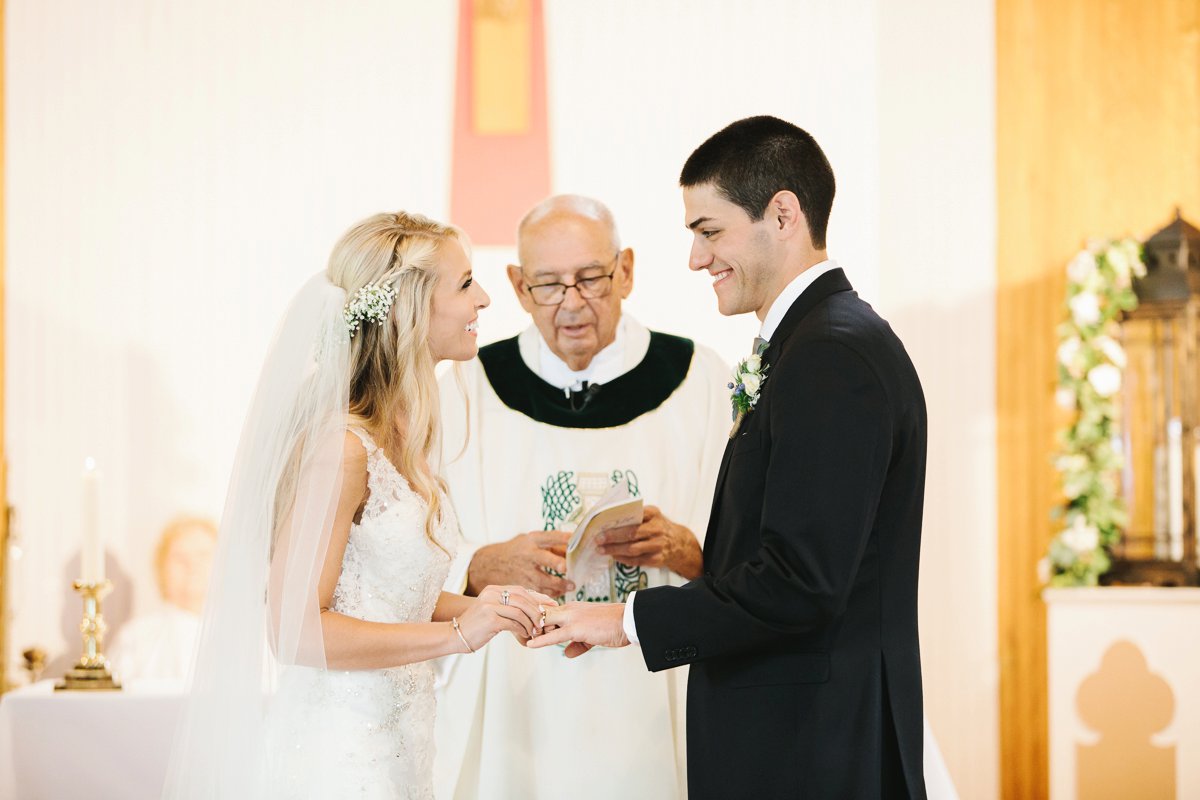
[327,211,464,553]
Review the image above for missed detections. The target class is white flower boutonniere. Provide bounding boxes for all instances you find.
[729,351,768,427]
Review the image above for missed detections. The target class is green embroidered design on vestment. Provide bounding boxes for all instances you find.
[541,471,580,532]
[539,468,645,604]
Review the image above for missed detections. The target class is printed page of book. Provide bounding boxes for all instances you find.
[566,482,644,584]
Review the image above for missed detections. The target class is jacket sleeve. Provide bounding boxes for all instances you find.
[633,339,893,671]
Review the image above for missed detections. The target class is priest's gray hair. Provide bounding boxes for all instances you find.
[517,194,623,255]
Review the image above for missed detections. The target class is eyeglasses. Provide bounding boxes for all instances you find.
[522,253,619,306]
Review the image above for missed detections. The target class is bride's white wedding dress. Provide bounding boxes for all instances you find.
[264,427,456,799]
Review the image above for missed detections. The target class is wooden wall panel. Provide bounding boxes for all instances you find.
[0,0,8,693]
[996,0,1200,796]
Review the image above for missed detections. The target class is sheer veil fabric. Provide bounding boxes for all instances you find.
[164,273,350,797]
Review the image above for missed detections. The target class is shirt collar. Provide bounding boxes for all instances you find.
[537,314,628,391]
[758,259,839,342]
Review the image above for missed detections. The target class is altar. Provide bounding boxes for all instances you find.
[0,679,184,799]
[0,676,959,799]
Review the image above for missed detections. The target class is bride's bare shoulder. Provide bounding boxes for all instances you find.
[341,430,369,497]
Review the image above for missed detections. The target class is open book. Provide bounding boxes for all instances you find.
[565,482,644,586]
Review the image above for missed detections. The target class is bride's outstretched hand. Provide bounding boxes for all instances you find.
[527,602,629,658]
[456,586,558,651]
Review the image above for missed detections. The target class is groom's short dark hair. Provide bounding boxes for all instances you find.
[680,116,836,249]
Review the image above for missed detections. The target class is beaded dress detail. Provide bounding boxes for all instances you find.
[265,428,456,799]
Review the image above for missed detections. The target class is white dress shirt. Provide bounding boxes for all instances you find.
[622,259,841,645]
[758,259,839,342]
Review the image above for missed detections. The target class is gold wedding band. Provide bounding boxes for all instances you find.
[538,605,547,628]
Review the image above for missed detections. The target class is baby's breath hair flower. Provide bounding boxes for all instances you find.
[344,281,399,337]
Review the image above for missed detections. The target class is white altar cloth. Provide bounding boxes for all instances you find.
[0,679,184,800]
[0,677,959,799]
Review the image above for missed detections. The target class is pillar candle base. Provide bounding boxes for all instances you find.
[55,662,121,691]
[53,579,122,691]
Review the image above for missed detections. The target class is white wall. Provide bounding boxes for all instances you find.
[4,2,995,795]
[875,2,999,797]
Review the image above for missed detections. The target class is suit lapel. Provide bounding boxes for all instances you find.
[702,269,855,558]
[761,268,853,369]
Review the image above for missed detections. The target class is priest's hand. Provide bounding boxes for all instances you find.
[466,531,575,598]
[527,602,628,658]
[596,505,704,580]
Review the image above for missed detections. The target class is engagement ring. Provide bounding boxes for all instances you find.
[501,590,510,606]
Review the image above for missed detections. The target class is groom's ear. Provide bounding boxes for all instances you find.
[507,264,536,312]
[767,190,807,243]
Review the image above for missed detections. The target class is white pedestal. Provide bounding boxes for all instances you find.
[1045,587,1200,799]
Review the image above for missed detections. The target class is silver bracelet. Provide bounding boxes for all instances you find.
[451,616,475,653]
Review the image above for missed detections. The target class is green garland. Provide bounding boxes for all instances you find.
[1046,238,1145,587]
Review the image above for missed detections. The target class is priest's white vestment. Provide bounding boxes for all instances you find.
[434,315,730,800]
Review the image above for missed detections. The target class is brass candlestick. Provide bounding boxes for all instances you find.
[55,580,121,691]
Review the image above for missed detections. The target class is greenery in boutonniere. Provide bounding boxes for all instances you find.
[728,352,768,421]
[1045,238,1145,587]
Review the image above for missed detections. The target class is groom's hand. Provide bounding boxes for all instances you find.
[528,602,629,656]
[466,531,574,598]
[596,505,703,580]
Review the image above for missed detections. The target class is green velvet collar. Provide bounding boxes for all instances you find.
[477,332,695,429]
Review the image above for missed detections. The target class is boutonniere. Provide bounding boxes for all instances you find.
[728,351,768,437]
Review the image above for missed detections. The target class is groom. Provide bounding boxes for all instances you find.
[532,116,928,799]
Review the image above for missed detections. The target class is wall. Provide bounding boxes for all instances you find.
[878,1,999,796]
[4,2,998,794]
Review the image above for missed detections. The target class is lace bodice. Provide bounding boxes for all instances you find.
[266,428,456,799]
[331,427,457,623]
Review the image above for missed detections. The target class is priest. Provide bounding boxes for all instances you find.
[434,195,730,800]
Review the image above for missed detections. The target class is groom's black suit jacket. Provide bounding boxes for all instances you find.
[633,269,927,799]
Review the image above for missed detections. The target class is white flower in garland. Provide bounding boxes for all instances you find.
[1057,336,1085,378]
[1069,291,1102,327]
[1067,251,1098,285]
[1106,243,1136,286]
[1086,363,1122,397]
[1061,514,1101,555]
[1094,335,1127,369]
[344,281,399,337]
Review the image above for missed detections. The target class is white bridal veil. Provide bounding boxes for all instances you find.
[163,272,351,797]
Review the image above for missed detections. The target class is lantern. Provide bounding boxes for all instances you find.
[1113,210,1200,585]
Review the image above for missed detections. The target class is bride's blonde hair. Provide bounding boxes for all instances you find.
[327,211,465,549]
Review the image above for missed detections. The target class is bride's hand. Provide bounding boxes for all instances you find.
[455,585,557,651]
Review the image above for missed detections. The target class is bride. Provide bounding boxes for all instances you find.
[164,212,551,798]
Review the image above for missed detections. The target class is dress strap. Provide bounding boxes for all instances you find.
[346,425,379,455]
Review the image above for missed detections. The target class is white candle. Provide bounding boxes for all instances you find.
[1167,419,1184,561]
[81,457,104,583]
[1194,440,1200,565]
